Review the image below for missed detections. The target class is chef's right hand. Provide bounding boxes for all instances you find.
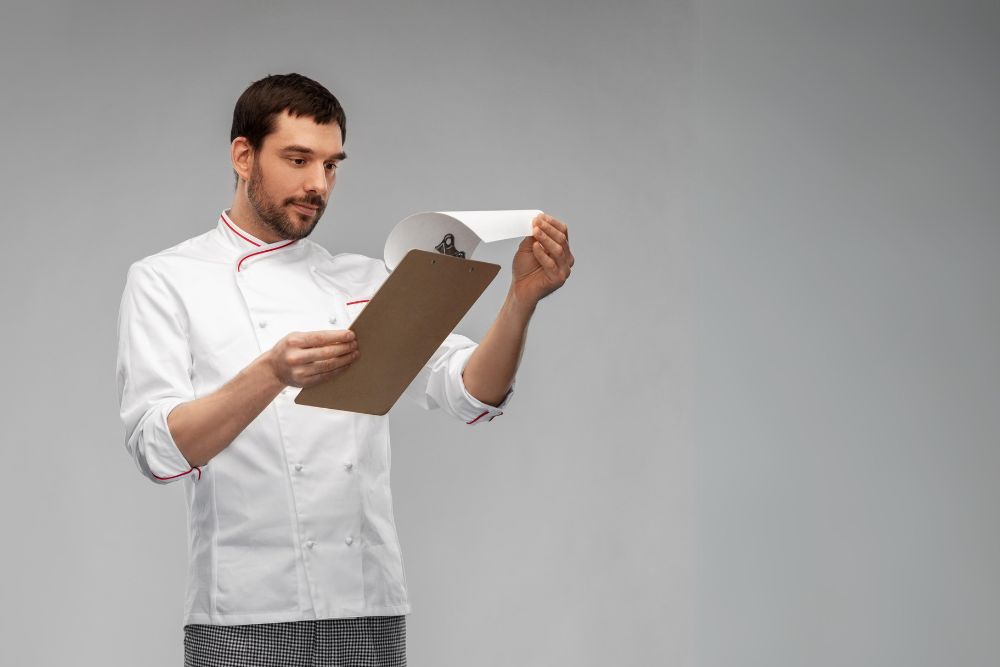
[266,330,359,388]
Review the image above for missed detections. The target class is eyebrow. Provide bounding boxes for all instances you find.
[280,145,347,161]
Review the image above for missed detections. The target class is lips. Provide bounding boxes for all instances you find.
[291,203,319,215]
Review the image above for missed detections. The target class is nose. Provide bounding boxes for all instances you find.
[304,163,332,199]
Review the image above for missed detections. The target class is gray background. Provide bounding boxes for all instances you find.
[696,2,1000,666]
[1,1,999,666]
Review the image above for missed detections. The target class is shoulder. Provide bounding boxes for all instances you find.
[127,230,222,282]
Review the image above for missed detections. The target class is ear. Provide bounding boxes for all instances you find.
[231,137,254,184]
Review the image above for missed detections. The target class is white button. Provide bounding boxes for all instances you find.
[306,540,316,549]
[258,320,268,328]
[344,461,354,471]
[345,536,354,546]
[294,463,303,472]
[329,316,338,325]
[281,388,289,396]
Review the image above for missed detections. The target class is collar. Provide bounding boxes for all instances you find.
[215,210,300,272]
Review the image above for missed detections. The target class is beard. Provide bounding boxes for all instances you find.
[246,162,326,241]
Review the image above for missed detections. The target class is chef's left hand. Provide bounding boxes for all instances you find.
[510,212,574,306]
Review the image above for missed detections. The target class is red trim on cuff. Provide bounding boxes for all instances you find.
[467,410,489,425]
[346,299,370,305]
[153,465,201,481]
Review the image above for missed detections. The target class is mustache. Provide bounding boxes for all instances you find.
[287,196,324,208]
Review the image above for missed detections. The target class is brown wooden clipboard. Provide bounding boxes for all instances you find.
[294,248,501,415]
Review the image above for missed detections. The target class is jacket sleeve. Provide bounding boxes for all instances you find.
[402,333,515,425]
[116,261,201,484]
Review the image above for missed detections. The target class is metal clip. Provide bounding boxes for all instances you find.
[434,233,466,258]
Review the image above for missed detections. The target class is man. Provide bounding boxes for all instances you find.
[116,73,573,667]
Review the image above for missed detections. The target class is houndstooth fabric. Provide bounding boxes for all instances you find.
[183,615,406,667]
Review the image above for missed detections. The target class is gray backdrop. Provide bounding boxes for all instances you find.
[696,1,1000,666]
[2,1,999,666]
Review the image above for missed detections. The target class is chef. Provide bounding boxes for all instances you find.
[116,73,574,666]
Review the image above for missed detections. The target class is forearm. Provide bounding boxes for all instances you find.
[167,352,285,467]
[462,289,535,406]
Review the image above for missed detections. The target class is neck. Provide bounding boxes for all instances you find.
[229,185,284,244]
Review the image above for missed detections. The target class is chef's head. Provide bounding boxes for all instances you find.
[229,73,347,241]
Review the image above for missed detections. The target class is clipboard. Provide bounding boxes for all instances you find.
[294,248,501,415]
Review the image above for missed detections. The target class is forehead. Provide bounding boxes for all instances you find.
[263,109,343,154]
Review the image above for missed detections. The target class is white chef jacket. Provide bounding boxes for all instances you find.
[116,211,513,626]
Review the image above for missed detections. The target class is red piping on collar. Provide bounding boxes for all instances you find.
[220,214,261,247]
[346,299,370,305]
[237,241,297,271]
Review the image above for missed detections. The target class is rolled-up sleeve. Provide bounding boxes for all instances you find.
[116,261,200,484]
[403,333,515,425]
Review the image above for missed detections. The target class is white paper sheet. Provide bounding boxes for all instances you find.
[383,209,541,270]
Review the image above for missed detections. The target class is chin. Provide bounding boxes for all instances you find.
[298,219,321,238]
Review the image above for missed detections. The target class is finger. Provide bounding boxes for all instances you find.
[533,226,568,265]
[300,363,350,386]
[293,341,358,365]
[286,340,356,366]
[302,349,360,378]
[537,218,567,245]
[294,329,356,349]
[516,234,537,253]
[531,241,561,280]
[541,213,568,238]
[539,219,573,269]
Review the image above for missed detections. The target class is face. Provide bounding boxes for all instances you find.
[245,110,345,241]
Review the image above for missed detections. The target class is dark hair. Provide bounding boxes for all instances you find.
[230,73,347,151]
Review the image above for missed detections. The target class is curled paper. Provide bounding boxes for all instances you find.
[383,210,542,271]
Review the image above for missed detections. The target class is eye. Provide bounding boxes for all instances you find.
[325,162,339,171]
[289,158,306,166]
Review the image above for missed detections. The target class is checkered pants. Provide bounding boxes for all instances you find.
[183,615,406,667]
